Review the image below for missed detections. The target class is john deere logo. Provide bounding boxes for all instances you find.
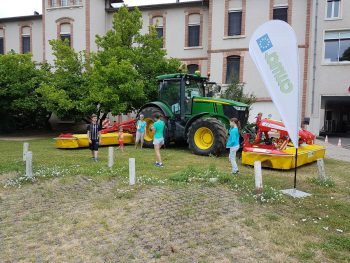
[256,33,293,94]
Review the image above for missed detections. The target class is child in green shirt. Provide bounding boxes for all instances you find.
[151,113,165,167]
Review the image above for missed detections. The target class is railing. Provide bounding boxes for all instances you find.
[49,0,82,8]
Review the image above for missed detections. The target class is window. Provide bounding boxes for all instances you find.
[61,0,68,7]
[160,80,181,113]
[273,7,288,23]
[326,0,341,19]
[21,26,31,54]
[188,25,199,47]
[50,0,57,7]
[228,11,242,36]
[60,23,71,47]
[226,56,240,84]
[188,14,200,47]
[0,29,4,55]
[324,31,350,62]
[156,27,163,39]
[22,36,30,53]
[187,64,199,74]
[152,17,163,39]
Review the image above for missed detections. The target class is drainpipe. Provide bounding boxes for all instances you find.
[311,0,319,114]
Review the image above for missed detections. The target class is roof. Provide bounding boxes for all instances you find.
[0,14,42,23]
[156,73,207,81]
[106,1,209,12]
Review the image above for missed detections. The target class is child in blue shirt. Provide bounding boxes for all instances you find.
[226,118,240,174]
[135,114,147,149]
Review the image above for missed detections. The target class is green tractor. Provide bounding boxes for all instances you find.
[138,73,249,156]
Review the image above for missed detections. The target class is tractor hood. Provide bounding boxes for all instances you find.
[193,97,249,109]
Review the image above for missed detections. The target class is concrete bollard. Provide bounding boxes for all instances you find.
[317,158,327,181]
[129,158,135,185]
[254,161,263,194]
[23,142,29,162]
[108,146,114,168]
[337,138,342,147]
[25,151,33,178]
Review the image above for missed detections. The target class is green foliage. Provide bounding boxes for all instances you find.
[0,52,50,132]
[340,47,350,61]
[310,177,335,187]
[220,78,256,107]
[36,39,92,120]
[93,6,181,113]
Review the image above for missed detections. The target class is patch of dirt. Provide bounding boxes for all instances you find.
[0,178,276,262]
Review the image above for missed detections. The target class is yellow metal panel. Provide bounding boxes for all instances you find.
[242,144,326,170]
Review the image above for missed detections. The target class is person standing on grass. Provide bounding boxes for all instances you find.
[87,114,101,161]
[151,113,165,167]
[118,126,125,152]
[135,114,146,149]
[226,117,240,175]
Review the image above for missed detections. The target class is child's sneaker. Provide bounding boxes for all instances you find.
[157,163,164,168]
[155,162,160,166]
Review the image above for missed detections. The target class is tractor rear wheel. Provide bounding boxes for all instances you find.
[139,106,165,148]
[187,118,227,156]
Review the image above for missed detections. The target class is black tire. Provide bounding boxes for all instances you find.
[187,117,227,156]
[139,106,166,148]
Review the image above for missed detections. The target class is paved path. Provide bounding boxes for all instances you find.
[316,139,350,162]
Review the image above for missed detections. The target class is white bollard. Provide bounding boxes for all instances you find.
[337,138,342,147]
[254,161,263,194]
[129,158,135,185]
[317,158,327,181]
[23,142,29,162]
[325,135,328,143]
[108,146,114,168]
[25,151,33,178]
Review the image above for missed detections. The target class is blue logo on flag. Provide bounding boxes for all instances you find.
[256,34,273,53]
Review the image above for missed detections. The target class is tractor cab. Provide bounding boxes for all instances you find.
[157,73,211,120]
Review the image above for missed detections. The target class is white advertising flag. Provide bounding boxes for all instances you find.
[249,20,300,148]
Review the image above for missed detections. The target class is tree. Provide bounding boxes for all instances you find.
[93,5,180,114]
[0,52,50,132]
[340,46,350,61]
[220,78,256,107]
[37,39,91,121]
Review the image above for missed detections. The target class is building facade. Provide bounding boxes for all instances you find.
[0,0,349,136]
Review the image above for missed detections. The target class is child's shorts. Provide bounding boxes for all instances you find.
[135,131,145,142]
[89,139,99,151]
[153,138,164,145]
[119,141,124,147]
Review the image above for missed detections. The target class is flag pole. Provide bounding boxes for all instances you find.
[294,148,298,189]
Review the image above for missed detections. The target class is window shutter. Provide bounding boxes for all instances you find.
[60,23,71,34]
[229,0,242,10]
[188,14,200,25]
[152,16,163,27]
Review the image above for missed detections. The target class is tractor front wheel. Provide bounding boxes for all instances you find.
[187,118,227,156]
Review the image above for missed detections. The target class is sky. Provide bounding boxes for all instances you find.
[0,0,195,18]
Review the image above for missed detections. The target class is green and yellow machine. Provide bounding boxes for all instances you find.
[138,73,249,156]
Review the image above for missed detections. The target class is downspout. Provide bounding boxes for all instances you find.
[311,0,319,114]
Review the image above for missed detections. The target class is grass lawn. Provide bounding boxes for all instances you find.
[0,138,349,262]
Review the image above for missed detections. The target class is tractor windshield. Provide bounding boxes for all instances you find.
[185,79,204,99]
[159,79,181,114]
